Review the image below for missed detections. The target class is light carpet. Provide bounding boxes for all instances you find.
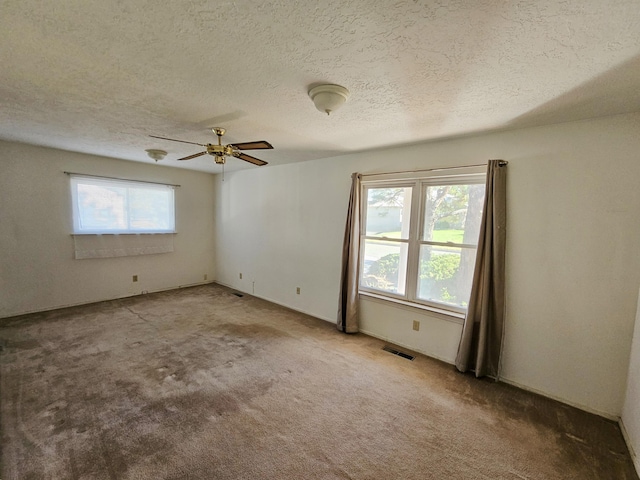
[0,284,637,479]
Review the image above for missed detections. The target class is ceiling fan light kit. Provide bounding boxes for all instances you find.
[145,149,167,162]
[308,84,350,115]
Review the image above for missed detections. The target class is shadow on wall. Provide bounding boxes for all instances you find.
[507,54,640,129]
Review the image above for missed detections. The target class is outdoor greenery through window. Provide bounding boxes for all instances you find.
[70,175,176,234]
[359,173,485,314]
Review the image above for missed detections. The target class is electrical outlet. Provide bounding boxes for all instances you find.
[132,275,138,282]
[296,287,300,295]
[412,320,420,331]
[239,273,243,279]
[204,274,207,281]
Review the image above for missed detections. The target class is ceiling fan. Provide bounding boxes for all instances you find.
[150,127,272,166]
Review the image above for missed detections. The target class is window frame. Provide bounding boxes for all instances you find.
[70,175,176,235]
[359,169,486,316]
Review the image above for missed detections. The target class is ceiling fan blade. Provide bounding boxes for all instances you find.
[230,140,273,150]
[150,135,205,147]
[178,151,207,161]
[237,153,268,166]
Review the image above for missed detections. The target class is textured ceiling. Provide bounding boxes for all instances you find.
[1,0,640,173]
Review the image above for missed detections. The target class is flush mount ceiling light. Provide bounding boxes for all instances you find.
[308,84,350,115]
[145,149,167,162]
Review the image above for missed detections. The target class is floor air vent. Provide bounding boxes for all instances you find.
[232,292,244,298]
[383,345,415,361]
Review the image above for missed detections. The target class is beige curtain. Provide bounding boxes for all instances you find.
[455,160,507,378]
[337,173,361,333]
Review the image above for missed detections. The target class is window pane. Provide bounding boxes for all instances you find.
[423,184,485,245]
[417,245,477,308]
[129,187,174,230]
[77,184,128,231]
[365,187,412,239]
[360,239,408,295]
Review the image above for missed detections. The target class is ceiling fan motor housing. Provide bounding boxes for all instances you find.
[206,143,237,164]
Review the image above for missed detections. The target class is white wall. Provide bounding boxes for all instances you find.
[622,288,640,472]
[0,141,216,318]
[214,112,640,418]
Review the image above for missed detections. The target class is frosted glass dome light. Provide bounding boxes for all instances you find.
[308,84,350,115]
[146,149,168,162]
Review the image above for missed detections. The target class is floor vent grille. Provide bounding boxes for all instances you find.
[232,292,244,298]
[382,345,415,361]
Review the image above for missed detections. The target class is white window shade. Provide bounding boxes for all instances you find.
[70,176,175,234]
[72,233,175,259]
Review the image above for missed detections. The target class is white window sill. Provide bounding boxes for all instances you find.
[71,232,177,236]
[359,291,465,324]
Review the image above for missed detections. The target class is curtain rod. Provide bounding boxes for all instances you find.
[64,171,181,188]
[361,160,508,178]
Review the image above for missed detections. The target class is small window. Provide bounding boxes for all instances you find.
[359,172,485,315]
[70,176,175,234]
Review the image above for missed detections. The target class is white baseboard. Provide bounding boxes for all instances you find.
[619,419,640,476]
[214,281,335,324]
[498,376,619,421]
[215,282,626,421]
[0,280,215,320]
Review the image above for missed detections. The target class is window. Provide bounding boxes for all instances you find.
[70,175,175,234]
[359,172,485,314]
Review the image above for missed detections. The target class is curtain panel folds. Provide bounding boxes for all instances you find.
[337,173,361,333]
[455,160,507,378]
